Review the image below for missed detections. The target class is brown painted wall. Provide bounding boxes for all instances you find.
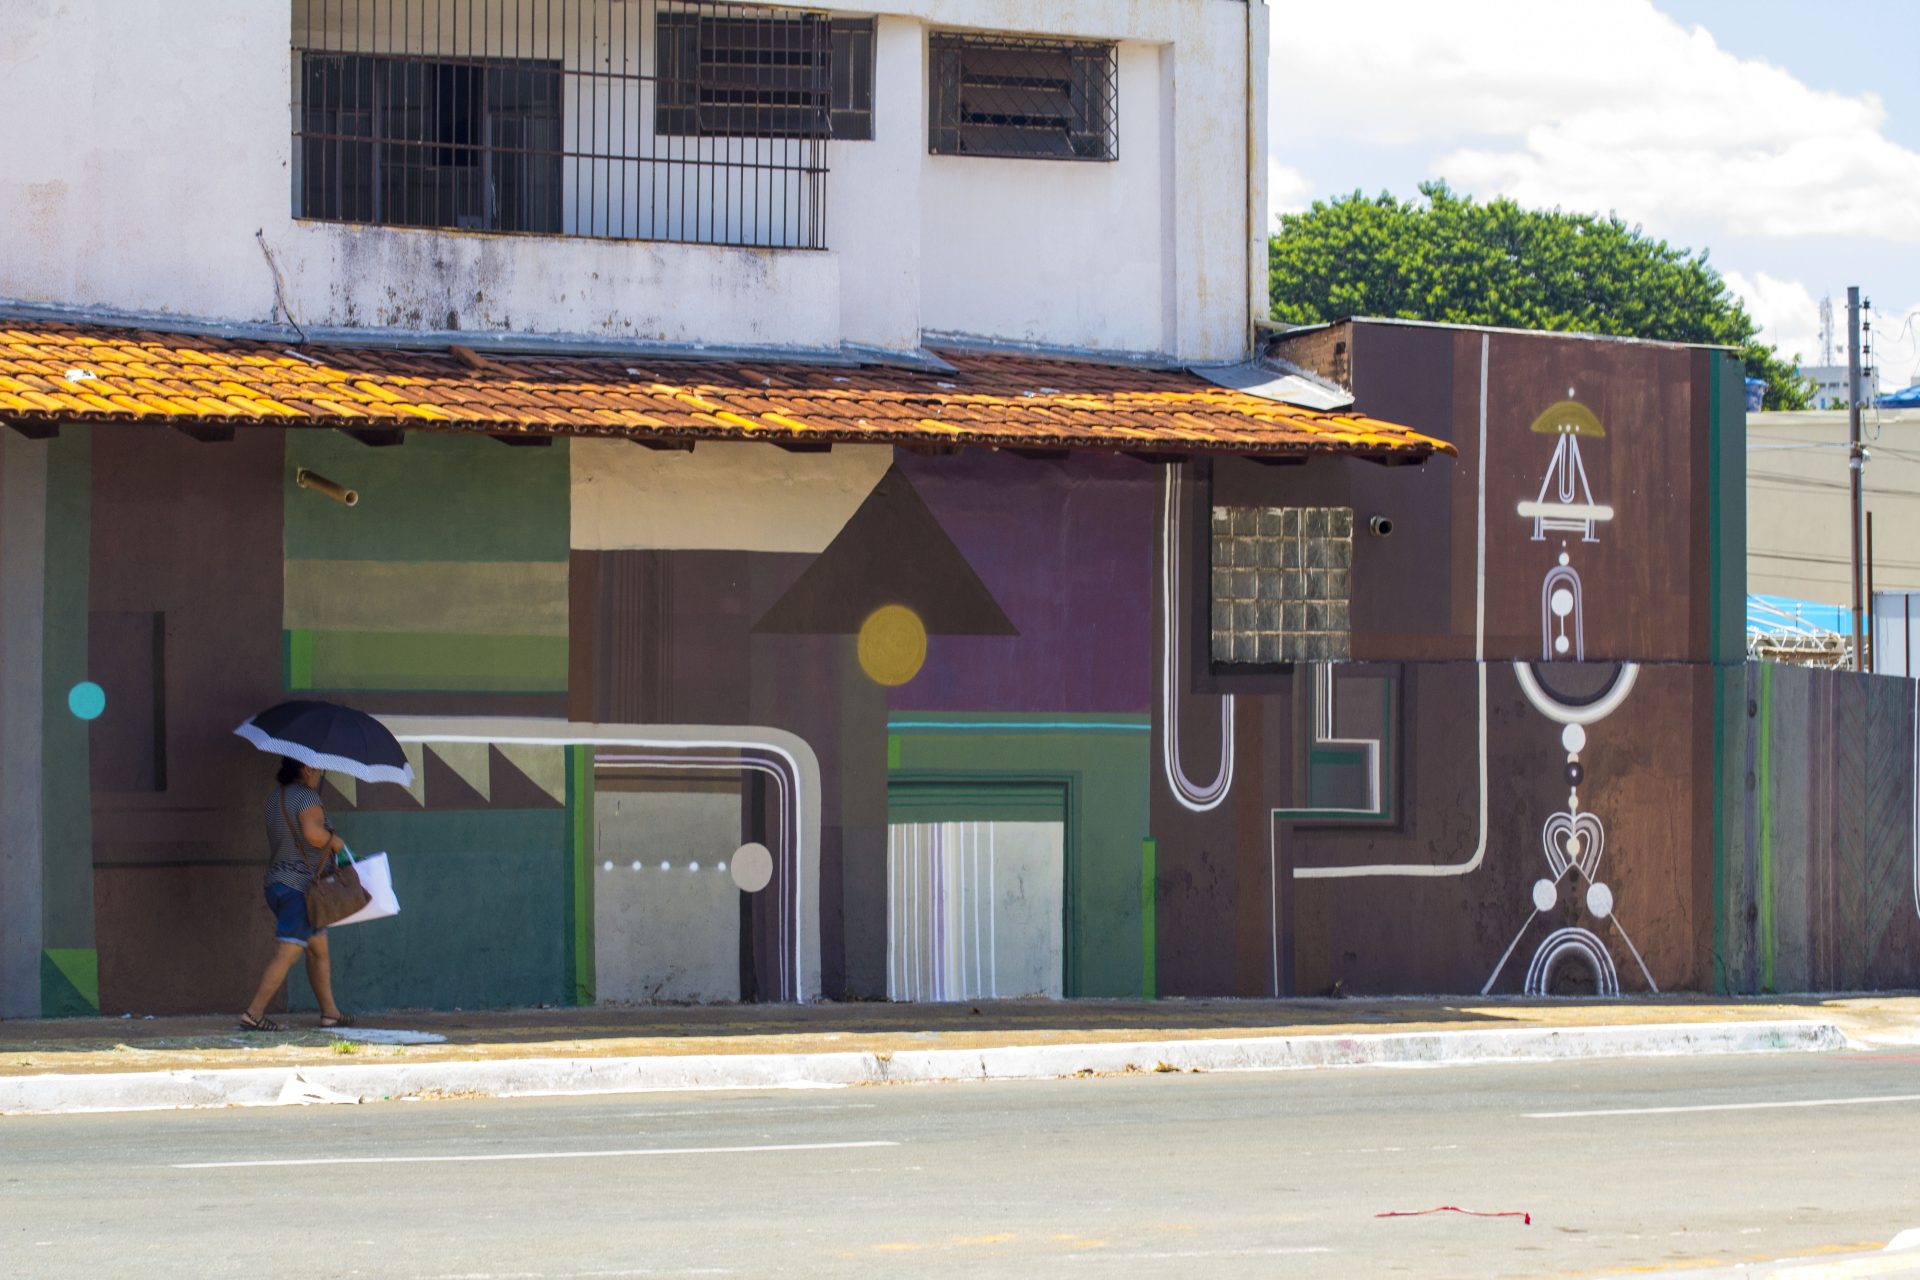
[87,426,287,1015]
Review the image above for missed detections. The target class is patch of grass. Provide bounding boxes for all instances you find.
[329,1040,359,1055]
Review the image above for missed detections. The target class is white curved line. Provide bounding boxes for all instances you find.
[379,718,820,1004]
[1513,662,1640,725]
[595,754,793,1002]
[1294,335,1491,881]
[1523,927,1620,998]
[1160,466,1235,812]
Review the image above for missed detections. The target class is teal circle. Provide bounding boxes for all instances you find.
[67,682,105,721]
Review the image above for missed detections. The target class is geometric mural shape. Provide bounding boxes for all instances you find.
[856,604,929,686]
[322,772,358,810]
[40,948,100,1016]
[428,741,493,804]
[753,467,1017,636]
[494,742,568,807]
[424,743,491,809]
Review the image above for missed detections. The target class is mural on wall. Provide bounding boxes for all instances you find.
[15,322,1920,1018]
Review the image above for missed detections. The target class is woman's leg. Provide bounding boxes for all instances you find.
[243,942,304,1022]
[305,932,343,1021]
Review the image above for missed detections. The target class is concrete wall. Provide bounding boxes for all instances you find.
[0,0,1261,361]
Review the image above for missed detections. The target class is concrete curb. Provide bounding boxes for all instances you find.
[0,1019,1847,1116]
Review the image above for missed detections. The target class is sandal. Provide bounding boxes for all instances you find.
[238,1011,287,1033]
[319,1013,356,1029]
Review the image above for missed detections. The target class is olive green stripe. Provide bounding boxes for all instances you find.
[284,560,568,636]
[288,630,568,693]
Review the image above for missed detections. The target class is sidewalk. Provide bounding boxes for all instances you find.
[2,994,1914,1115]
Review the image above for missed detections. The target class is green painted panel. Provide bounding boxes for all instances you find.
[888,782,1067,824]
[40,428,92,953]
[289,809,568,1011]
[888,715,1151,999]
[284,560,568,636]
[1140,838,1157,1001]
[289,629,568,693]
[39,947,98,1016]
[284,432,569,563]
[565,744,594,1008]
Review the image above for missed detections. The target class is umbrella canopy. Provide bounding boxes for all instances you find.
[235,700,414,786]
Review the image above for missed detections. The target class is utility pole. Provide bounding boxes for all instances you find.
[1848,285,1865,671]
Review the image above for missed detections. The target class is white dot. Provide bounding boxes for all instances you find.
[631,860,641,871]
[1565,835,1581,858]
[1558,552,1570,567]
[718,861,728,872]
[1532,879,1557,912]
[1587,882,1614,918]
[731,842,775,893]
[1554,634,1571,654]
[659,861,670,871]
[602,860,613,872]
[1550,588,1574,618]
[1562,724,1587,753]
[689,861,701,872]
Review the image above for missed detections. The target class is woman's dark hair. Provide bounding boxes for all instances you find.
[275,757,305,786]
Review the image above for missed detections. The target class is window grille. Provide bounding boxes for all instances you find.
[1210,507,1353,663]
[291,1,848,250]
[928,34,1118,161]
[655,14,872,141]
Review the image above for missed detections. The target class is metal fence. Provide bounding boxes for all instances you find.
[290,0,847,249]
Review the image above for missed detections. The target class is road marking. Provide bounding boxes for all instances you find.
[171,1139,897,1170]
[1526,1094,1920,1119]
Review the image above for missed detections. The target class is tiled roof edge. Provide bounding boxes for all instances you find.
[921,330,1188,371]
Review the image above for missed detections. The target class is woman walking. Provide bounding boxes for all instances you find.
[237,758,356,1032]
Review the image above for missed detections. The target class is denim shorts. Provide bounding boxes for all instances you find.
[265,882,324,948]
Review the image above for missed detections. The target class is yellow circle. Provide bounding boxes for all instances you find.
[856,605,928,687]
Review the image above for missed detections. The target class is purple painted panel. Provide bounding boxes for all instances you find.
[892,451,1155,713]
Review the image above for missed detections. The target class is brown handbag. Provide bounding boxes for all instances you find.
[282,786,371,928]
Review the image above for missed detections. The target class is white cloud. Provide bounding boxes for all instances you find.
[1724,271,1823,365]
[1268,159,1312,221]
[1270,0,1920,243]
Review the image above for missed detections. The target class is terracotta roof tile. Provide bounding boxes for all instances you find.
[0,320,1454,460]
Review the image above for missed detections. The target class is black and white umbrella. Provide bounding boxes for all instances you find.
[234,699,414,786]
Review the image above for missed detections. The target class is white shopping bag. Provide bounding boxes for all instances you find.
[330,852,400,928]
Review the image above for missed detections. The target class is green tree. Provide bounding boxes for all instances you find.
[1269,182,1813,410]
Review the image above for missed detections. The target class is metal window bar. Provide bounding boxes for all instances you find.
[928,33,1118,162]
[290,0,841,249]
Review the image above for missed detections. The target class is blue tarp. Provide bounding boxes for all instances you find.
[1876,383,1920,408]
[1748,593,1849,636]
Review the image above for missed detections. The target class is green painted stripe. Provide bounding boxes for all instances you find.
[288,629,568,693]
[284,560,569,637]
[1141,838,1157,1001]
[285,628,315,692]
[887,782,1068,824]
[1757,662,1775,993]
[565,744,594,1007]
[40,948,98,1017]
[284,431,570,563]
[1712,666,1730,993]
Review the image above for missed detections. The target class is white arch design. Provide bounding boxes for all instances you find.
[379,717,822,1003]
[1541,564,1584,661]
[1523,927,1622,997]
[594,753,795,1002]
[1513,661,1640,725]
[1160,465,1235,812]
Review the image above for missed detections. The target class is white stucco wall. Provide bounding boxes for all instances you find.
[0,0,1262,361]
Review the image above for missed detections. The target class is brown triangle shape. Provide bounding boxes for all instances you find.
[489,744,568,810]
[423,744,491,810]
[753,466,1017,635]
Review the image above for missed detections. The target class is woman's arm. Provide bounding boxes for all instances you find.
[298,803,345,856]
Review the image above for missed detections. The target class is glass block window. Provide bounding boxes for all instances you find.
[1210,506,1353,663]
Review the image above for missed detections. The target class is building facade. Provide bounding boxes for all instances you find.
[2,1,1914,1020]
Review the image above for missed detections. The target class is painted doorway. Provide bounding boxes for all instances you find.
[886,783,1067,1002]
[593,777,744,1004]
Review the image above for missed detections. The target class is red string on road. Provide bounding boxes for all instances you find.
[1376,1207,1532,1225]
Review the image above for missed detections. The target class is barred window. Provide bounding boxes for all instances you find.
[290,1,835,250]
[298,54,563,234]
[1210,507,1353,664]
[655,14,873,141]
[929,34,1118,161]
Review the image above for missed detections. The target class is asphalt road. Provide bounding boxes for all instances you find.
[5,1050,1920,1278]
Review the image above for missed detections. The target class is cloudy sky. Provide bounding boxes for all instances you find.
[1269,0,1920,389]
